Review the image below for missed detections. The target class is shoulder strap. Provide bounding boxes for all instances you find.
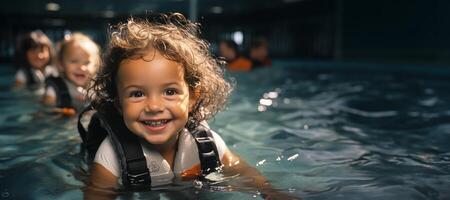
[77,105,93,143]
[45,76,73,109]
[23,67,37,86]
[95,106,152,190]
[77,105,108,161]
[190,125,222,178]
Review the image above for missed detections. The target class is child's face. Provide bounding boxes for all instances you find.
[251,45,268,61]
[61,42,97,87]
[219,42,236,60]
[26,46,50,69]
[116,50,193,147]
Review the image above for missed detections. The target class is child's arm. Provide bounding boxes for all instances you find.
[41,86,57,106]
[221,150,300,200]
[84,163,118,200]
[41,86,76,116]
[12,70,26,90]
[12,80,26,89]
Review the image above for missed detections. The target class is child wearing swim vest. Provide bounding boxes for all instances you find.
[13,30,58,94]
[83,13,296,199]
[42,32,100,116]
[219,39,252,72]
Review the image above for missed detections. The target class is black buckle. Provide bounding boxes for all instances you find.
[127,171,151,186]
[127,157,147,170]
[125,157,151,188]
[195,136,212,144]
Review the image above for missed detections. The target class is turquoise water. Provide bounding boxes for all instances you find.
[1,63,450,199]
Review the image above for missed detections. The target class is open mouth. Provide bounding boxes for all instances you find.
[74,73,87,79]
[141,119,170,127]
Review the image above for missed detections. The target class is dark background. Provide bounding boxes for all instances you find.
[1,0,449,66]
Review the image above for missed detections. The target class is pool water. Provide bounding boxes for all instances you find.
[1,64,450,199]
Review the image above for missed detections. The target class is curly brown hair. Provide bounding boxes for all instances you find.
[88,13,232,127]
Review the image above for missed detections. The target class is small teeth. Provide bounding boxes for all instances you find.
[143,120,168,126]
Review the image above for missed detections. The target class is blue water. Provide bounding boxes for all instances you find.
[1,63,450,199]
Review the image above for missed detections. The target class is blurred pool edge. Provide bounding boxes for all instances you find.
[272,59,450,78]
[4,59,450,79]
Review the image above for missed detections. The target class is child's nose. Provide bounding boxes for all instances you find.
[37,52,46,59]
[80,65,88,71]
[144,96,164,113]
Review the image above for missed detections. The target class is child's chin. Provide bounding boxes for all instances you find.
[142,136,171,145]
[70,78,87,87]
[145,136,166,143]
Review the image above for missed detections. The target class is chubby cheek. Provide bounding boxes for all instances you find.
[63,62,76,73]
[181,98,192,122]
[63,66,73,77]
[119,100,144,134]
[88,67,97,77]
[121,102,137,121]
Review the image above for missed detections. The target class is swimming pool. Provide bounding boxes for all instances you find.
[1,63,450,199]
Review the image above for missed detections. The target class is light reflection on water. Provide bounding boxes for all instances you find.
[1,65,450,199]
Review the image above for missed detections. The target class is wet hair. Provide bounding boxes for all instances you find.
[58,32,101,70]
[14,30,55,69]
[88,13,232,126]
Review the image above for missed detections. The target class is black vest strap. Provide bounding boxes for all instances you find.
[78,104,222,190]
[77,105,93,143]
[78,105,108,161]
[24,67,37,86]
[191,125,222,178]
[96,106,151,190]
[45,76,73,109]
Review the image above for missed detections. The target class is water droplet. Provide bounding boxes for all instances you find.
[193,180,203,189]
[256,159,266,166]
[259,98,273,106]
[258,105,267,112]
[276,155,284,161]
[287,154,299,161]
[288,187,296,192]
[267,91,278,99]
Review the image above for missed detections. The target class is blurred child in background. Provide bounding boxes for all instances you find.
[42,32,100,116]
[219,40,252,72]
[13,30,58,93]
[249,37,272,68]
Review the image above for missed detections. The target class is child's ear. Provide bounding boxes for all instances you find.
[189,88,200,112]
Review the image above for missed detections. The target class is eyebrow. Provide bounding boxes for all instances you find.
[122,84,143,91]
[121,81,183,90]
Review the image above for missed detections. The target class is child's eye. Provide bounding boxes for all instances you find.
[164,88,177,96]
[129,90,145,98]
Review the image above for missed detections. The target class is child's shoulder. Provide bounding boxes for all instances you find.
[44,65,59,77]
[94,136,120,176]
